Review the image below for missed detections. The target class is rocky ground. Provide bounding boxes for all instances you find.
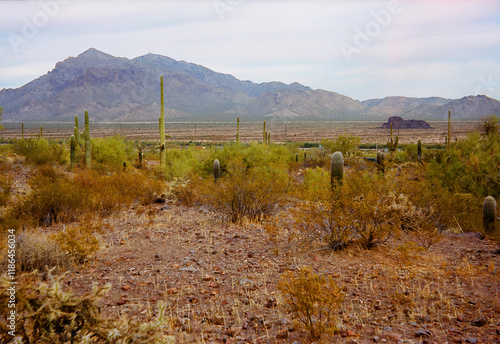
[50,199,500,344]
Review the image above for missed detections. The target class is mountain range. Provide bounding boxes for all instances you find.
[1,48,499,122]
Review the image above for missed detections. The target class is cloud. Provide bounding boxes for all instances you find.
[0,0,499,100]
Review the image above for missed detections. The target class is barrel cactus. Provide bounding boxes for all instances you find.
[330,151,344,187]
[213,159,221,181]
[377,151,385,174]
[483,196,497,233]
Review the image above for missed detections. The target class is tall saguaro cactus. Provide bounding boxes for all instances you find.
[159,75,166,171]
[263,120,266,144]
[417,139,422,161]
[70,135,76,169]
[236,117,240,143]
[21,122,24,140]
[388,123,399,152]
[483,196,497,233]
[74,115,80,143]
[330,151,344,187]
[447,110,451,151]
[84,110,91,168]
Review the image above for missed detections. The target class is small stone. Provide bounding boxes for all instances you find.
[121,284,131,291]
[180,266,198,273]
[471,316,487,327]
[465,338,478,344]
[415,330,431,338]
[226,326,242,337]
[346,330,356,336]
[166,287,178,294]
[381,331,403,342]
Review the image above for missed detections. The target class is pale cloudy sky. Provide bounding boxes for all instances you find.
[0,0,499,101]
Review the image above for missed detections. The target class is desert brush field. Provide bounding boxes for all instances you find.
[0,116,499,344]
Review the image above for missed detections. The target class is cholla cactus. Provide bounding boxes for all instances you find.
[330,151,344,187]
[483,196,497,233]
[213,159,220,181]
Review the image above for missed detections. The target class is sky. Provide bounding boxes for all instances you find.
[0,0,499,101]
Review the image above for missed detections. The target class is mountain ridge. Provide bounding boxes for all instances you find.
[0,48,499,122]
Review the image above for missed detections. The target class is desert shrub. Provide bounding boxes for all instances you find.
[278,266,344,340]
[14,166,165,225]
[197,143,293,178]
[51,223,100,264]
[90,135,137,170]
[320,134,360,156]
[0,173,12,207]
[427,131,500,198]
[295,169,398,250]
[164,147,207,179]
[18,165,88,225]
[13,138,67,165]
[480,115,500,136]
[183,160,290,223]
[0,270,173,344]
[207,162,290,223]
[3,230,70,273]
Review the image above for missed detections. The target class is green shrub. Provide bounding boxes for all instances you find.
[90,135,136,170]
[13,139,67,165]
[320,134,360,156]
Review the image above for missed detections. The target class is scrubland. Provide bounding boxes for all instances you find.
[0,117,499,343]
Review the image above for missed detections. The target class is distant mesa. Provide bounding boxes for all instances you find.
[381,116,431,129]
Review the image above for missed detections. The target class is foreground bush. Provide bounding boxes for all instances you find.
[0,270,173,343]
[294,168,399,250]
[278,266,344,340]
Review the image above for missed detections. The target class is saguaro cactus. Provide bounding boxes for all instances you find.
[447,110,451,151]
[21,122,24,140]
[40,126,43,139]
[483,196,497,233]
[75,115,80,143]
[213,159,220,181]
[236,117,240,143]
[263,120,266,144]
[84,110,91,168]
[417,139,422,161]
[330,151,344,187]
[377,151,386,174]
[388,123,399,152]
[138,145,143,169]
[70,134,76,169]
[159,75,166,171]
[267,132,271,145]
